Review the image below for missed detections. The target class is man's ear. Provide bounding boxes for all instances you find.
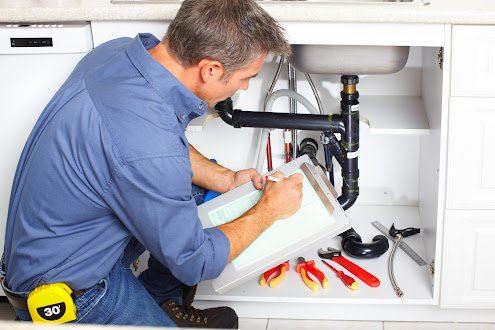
[198,59,224,83]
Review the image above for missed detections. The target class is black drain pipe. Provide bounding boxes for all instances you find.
[321,131,341,186]
[336,75,388,258]
[337,75,360,210]
[215,98,345,134]
[215,75,388,258]
[296,138,327,174]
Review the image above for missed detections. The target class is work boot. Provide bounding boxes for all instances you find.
[161,299,238,329]
[181,284,197,307]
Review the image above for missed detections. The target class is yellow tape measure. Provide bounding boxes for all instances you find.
[27,283,77,324]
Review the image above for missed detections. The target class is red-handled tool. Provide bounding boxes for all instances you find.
[259,261,289,288]
[321,259,359,290]
[318,247,380,288]
[296,257,328,292]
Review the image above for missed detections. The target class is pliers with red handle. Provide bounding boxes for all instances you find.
[259,261,289,288]
[296,257,328,292]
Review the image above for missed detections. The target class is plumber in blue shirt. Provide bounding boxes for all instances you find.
[1,0,304,328]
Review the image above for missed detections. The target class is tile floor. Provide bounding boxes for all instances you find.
[1,303,494,329]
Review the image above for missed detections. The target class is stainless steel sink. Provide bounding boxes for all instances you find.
[111,0,414,76]
[290,44,410,75]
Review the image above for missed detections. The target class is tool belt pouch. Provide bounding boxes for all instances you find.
[27,283,77,324]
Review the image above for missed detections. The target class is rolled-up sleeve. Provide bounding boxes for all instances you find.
[103,156,230,285]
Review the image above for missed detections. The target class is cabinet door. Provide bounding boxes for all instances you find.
[446,97,495,209]
[441,210,495,308]
[451,25,495,97]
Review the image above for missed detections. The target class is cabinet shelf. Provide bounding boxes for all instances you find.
[196,205,433,305]
[359,95,430,135]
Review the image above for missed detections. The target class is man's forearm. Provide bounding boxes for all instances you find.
[189,145,234,193]
[217,204,274,262]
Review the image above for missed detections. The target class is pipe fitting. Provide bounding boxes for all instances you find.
[340,228,390,259]
[214,98,234,126]
[341,75,359,86]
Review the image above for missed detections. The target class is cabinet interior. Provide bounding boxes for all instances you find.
[190,46,446,305]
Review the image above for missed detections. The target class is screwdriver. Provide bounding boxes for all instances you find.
[321,260,359,290]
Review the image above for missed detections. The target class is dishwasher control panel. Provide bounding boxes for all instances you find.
[11,37,53,47]
[1,23,93,54]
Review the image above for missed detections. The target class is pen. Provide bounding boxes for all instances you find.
[265,175,282,182]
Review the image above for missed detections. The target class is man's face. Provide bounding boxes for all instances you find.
[200,54,267,108]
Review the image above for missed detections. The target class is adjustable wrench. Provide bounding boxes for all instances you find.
[318,247,380,288]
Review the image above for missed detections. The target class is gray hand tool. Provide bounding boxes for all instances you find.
[371,221,427,266]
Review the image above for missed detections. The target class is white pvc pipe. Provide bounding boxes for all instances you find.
[255,89,320,172]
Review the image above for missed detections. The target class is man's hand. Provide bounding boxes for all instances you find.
[218,170,303,262]
[256,171,303,221]
[226,168,264,191]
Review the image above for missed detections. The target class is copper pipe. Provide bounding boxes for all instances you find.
[284,133,291,163]
[266,133,273,171]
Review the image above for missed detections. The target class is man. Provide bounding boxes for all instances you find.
[1,0,303,327]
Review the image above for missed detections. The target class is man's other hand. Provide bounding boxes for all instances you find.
[226,168,264,191]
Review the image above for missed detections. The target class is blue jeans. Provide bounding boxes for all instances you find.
[7,185,207,326]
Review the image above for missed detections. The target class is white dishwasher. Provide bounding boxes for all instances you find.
[0,23,93,295]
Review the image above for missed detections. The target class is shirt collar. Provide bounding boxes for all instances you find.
[126,33,207,124]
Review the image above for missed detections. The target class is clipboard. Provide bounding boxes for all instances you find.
[197,155,350,293]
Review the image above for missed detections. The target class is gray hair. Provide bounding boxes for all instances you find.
[164,0,291,77]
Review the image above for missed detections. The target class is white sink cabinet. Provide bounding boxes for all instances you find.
[441,25,495,309]
[0,19,490,322]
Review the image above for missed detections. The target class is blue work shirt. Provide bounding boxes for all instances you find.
[3,34,230,292]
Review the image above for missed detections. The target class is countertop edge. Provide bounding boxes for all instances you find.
[1,4,495,25]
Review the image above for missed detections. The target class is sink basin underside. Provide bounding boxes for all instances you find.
[290,44,410,75]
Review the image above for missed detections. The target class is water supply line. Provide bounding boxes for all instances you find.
[304,73,323,114]
[259,62,321,171]
[263,56,285,171]
[387,224,421,298]
[254,89,334,172]
[288,62,298,161]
